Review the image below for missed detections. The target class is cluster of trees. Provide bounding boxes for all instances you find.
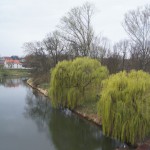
[24,2,150,145]
[23,2,97,84]
[109,5,150,73]
[50,57,150,145]
[24,3,150,83]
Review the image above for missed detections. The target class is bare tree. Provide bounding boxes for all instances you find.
[43,31,65,67]
[23,31,69,85]
[123,5,150,70]
[90,36,110,61]
[23,41,51,84]
[113,40,130,71]
[23,41,48,72]
[58,2,95,57]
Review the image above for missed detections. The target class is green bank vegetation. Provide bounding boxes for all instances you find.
[97,71,150,144]
[49,57,108,109]
[23,2,150,147]
[48,58,150,145]
[37,83,49,90]
[0,69,30,77]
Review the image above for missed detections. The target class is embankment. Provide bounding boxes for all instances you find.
[26,78,150,150]
[27,78,101,126]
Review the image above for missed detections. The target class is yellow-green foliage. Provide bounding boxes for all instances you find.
[49,57,108,109]
[97,70,150,144]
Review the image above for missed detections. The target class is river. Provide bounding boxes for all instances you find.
[0,77,121,150]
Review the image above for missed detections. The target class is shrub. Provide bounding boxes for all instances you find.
[49,57,108,109]
[97,70,150,144]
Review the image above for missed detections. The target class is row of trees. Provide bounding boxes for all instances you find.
[24,3,150,84]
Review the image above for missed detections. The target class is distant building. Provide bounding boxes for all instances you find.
[1,56,28,69]
[4,58,25,69]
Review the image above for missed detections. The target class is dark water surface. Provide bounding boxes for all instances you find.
[0,78,121,150]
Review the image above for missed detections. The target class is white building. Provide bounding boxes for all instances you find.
[4,59,25,69]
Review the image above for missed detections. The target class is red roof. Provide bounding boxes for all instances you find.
[5,59,21,64]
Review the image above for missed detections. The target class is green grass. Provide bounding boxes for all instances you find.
[37,80,98,115]
[37,83,49,90]
[75,99,98,115]
[0,69,30,77]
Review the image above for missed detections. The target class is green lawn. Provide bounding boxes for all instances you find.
[0,69,30,77]
[37,83,49,90]
[75,99,98,115]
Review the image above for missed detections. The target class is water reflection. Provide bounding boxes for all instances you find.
[49,110,120,150]
[24,89,51,132]
[0,77,25,87]
[24,88,120,150]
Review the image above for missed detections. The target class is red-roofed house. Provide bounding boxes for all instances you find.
[4,58,24,69]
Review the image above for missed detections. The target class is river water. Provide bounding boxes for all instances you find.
[0,78,121,150]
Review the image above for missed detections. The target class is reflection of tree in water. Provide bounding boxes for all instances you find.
[0,77,25,87]
[24,89,120,150]
[49,110,120,150]
[24,89,52,132]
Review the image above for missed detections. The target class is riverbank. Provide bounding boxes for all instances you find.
[27,79,48,96]
[26,78,150,150]
[0,69,30,77]
[27,78,101,126]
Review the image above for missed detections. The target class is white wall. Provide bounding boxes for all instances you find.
[4,62,25,69]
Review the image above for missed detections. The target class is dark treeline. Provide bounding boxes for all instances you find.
[23,2,150,84]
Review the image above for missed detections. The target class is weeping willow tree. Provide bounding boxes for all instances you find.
[97,70,150,145]
[49,57,108,109]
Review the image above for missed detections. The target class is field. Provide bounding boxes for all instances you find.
[0,69,30,77]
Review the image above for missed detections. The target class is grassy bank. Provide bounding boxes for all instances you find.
[27,79,101,125]
[0,69,30,77]
[27,79,150,150]
[37,83,49,90]
[35,80,97,115]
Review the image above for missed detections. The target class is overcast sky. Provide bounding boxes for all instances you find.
[0,0,148,57]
